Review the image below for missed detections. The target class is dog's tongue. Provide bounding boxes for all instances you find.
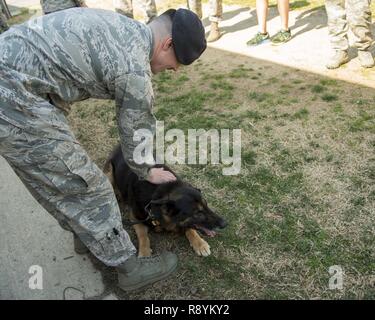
[197,226,216,237]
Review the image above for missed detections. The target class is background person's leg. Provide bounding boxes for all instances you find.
[325,0,350,68]
[270,0,291,44]
[325,0,349,51]
[277,0,289,30]
[346,0,374,67]
[207,0,223,42]
[0,12,9,34]
[256,0,269,34]
[187,0,202,19]
[139,0,157,23]
[247,0,270,46]
[113,0,134,18]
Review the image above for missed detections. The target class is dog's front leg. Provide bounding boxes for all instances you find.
[185,228,211,257]
[133,223,152,257]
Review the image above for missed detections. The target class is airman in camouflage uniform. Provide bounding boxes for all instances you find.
[40,0,87,14]
[187,0,222,42]
[325,0,374,69]
[0,12,9,34]
[0,7,205,291]
[113,0,157,23]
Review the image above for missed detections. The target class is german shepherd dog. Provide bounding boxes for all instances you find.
[103,145,227,257]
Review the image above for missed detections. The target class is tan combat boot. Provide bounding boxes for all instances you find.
[326,50,350,69]
[117,252,178,292]
[358,50,375,68]
[207,22,221,42]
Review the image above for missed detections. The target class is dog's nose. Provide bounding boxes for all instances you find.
[218,218,228,229]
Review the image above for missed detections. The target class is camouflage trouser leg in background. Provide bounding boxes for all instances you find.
[141,0,157,22]
[325,0,373,51]
[0,78,136,267]
[187,0,203,19]
[346,0,373,51]
[208,0,223,23]
[113,0,157,22]
[114,0,135,19]
[0,13,9,34]
[187,0,223,22]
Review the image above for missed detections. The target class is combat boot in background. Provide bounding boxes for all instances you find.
[207,21,221,42]
[326,50,350,69]
[357,50,375,68]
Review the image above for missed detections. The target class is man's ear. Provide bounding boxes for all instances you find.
[162,37,173,51]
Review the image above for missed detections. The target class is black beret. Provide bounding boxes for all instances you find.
[171,8,207,65]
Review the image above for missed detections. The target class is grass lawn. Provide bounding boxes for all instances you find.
[6,0,375,300]
[68,47,374,299]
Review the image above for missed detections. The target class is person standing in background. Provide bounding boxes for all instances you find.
[247,0,291,46]
[325,0,374,69]
[0,12,9,34]
[187,0,223,42]
[40,0,87,15]
[113,0,157,23]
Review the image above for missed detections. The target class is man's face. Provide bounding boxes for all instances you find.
[150,37,180,74]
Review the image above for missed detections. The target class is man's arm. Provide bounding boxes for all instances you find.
[115,71,177,183]
[115,71,155,180]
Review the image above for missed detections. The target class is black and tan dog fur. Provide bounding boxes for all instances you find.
[103,145,227,257]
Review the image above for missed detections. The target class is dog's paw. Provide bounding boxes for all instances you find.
[138,247,152,257]
[192,239,211,257]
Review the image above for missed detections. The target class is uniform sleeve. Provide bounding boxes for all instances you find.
[115,71,156,180]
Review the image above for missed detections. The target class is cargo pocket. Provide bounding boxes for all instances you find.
[27,138,102,195]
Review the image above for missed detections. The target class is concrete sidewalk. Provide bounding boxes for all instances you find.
[0,156,114,300]
[203,4,375,89]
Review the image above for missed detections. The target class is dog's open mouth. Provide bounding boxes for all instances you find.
[194,224,217,237]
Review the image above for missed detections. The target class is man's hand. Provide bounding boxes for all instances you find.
[147,168,176,184]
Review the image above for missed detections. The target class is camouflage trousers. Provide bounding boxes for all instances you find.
[187,0,223,22]
[325,0,373,51]
[0,69,136,267]
[113,0,157,23]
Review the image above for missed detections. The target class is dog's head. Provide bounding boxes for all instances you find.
[147,182,227,236]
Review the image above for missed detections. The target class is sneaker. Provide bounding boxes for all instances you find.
[271,29,292,45]
[247,32,270,46]
[326,50,350,69]
[73,234,89,254]
[357,50,374,68]
[117,251,178,292]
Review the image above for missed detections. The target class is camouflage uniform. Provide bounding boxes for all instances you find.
[187,0,222,22]
[113,0,157,23]
[0,8,159,266]
[325,0,373,51]
[0,12,9,34]
[40,0,86,14]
